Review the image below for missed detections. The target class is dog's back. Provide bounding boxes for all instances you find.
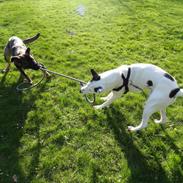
[130,63,177,90]
[4,33,40,62]
[4,36,26,61]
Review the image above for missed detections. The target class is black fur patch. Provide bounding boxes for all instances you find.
[164,73,174,81]
[169,88,180,98]
[147,80,153,87]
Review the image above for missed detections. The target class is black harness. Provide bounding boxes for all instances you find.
[113,68,131,94]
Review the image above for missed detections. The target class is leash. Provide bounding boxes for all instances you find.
[40,67,87,85]
[40,67,96,105]
[16,67,96,105]
[129,81,147,97]
[16,71,46,92]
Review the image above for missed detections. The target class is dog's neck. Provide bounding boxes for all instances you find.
[12,46,26,56]
[100,67,129,92]
[113,67,131,93]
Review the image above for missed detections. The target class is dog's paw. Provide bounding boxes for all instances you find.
[93,105,103,110]
[128,126,136,132]
[23,79,33,85]
[1,68,9,73]
[154,119,161,124]
[154,119,165,124]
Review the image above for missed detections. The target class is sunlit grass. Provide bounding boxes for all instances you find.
[0,0,183,182]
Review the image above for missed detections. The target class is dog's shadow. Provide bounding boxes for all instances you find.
[0,70,8,84]
[104,107,172,183]
[0,0,5,3]
[0,73,47,182]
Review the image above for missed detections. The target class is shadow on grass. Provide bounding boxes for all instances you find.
[0,73,47,183]
[161,127,183,181]
[0,71,8,85]
[105,107,171,183]
[0,0,5,3]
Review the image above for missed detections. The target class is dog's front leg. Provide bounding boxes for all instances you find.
[16,66,32,84]
[94,91,122,109]
[154,109,166,124]
[100,92,113,101]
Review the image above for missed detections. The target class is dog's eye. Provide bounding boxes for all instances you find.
[94,87,102,93]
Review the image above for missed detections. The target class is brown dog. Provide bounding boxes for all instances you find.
[3,33,49,84]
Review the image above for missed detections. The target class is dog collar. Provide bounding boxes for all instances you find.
[113,67,131,94]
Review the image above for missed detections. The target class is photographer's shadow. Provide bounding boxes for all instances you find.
[0,73,47,182]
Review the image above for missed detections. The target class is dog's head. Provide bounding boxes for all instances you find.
[80,69,106,94]
[11,48,41,70]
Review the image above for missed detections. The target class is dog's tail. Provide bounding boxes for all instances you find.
[23,33,40,44]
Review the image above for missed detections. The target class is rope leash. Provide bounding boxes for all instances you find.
[40,67,87,85]
[16,67,96,105]
[40,68,96,105]
[16,71,46,92]
[129,81,147,97]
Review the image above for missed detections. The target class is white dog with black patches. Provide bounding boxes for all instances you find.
[80,63,183,132]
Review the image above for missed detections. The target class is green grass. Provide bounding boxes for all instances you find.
[0,0,183,182]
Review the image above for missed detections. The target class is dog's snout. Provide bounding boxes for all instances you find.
[32,62,40,70]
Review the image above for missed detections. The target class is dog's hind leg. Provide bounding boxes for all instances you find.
[128,105,156,132]
[128,88,168,132]
[2,63,11,73]
[94,91,122,109]
[154,109,167,124]
[2,46,11,73]
[128,90,161,132]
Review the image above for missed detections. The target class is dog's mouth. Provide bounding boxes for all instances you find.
[80,88,87,94]
[80,86,91,94]
[30,61,45,70]
[33,63,40,70]
[80,86,103,94]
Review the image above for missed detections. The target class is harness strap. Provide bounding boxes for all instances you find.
[113,67,131,94]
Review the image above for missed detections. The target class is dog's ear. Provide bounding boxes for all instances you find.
[11,56,20,62]
[91,69,100,81]
[25,48,31,55]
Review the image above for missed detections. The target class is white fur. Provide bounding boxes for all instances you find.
[81,63,183,132]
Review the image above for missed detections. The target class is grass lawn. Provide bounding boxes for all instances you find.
[0,0,183,182]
